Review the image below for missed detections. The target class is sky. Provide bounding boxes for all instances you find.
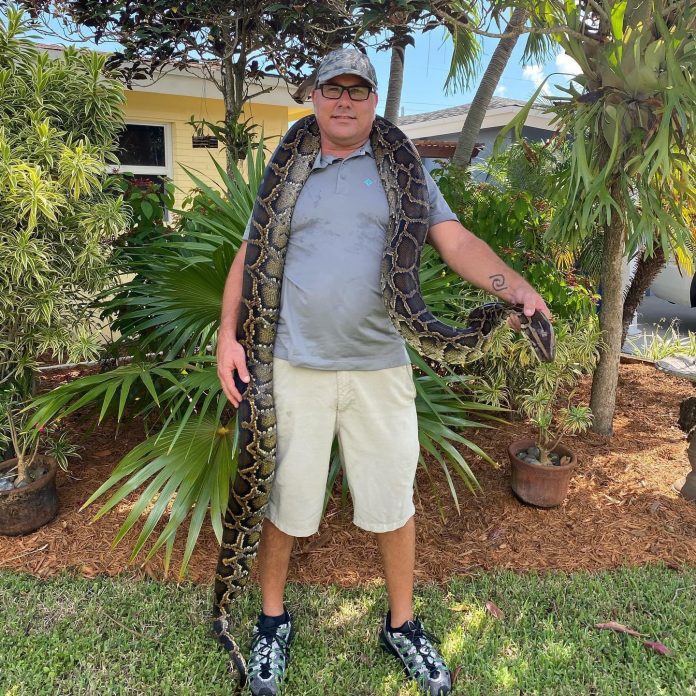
[365,26,581,118]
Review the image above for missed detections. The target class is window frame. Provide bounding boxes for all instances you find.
[111,121,173,177]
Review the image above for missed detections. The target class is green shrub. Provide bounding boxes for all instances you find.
[0,7,127,482]
[113,175,175,249]
[435,159,597,324]
[432,154,601,425]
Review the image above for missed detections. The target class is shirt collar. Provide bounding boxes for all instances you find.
[312,139,374,170]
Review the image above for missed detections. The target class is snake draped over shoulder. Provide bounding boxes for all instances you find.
[212,115,555,687]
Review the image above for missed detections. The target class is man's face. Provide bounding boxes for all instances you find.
[312,74,378,150]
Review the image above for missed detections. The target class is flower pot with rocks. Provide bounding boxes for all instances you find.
[508,439,576,507]
[0,456,58,535]
[509,388,592,508]
[0,384,78,537]
[502,320,600,508]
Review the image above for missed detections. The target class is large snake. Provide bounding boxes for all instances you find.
[212,115,555,687]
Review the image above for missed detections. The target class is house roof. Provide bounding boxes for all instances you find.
[32,42,310,114]
[397,97,554,140]
[398,98,528,126]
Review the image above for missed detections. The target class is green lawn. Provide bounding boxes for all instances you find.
[1,565,694,695]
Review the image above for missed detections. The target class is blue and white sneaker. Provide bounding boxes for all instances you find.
[380,611,451,696]
[247,610,293,696]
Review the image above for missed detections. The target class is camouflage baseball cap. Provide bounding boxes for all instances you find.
[315,48,378,90]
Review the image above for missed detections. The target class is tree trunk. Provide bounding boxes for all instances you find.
[451,7,528,168]
[383,40,406,125]
[221,52,247,177]
[620,245,666,346]
[589,190,626,435]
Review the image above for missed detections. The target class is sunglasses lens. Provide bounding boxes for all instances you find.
[348,86,370,100]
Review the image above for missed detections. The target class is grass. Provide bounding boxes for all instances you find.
[1,565,695,695]
[625,322,696,361]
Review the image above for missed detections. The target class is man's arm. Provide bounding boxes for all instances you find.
[217,241,250,407]
[427,220,550,319]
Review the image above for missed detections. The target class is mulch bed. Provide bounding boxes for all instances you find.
[1,363,695,585]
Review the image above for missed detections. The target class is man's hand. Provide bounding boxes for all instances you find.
[507,286,552,331]
[217,329,250,408]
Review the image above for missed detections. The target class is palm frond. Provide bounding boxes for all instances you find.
[82,413,237,577]
[443,23,482,95]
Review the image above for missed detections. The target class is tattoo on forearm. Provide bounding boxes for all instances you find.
[489,273,507,292]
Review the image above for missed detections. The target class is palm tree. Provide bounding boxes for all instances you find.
[352,1,482,124]
[526,0,696,434]
[452,6,529,167]
[383,36,408,124]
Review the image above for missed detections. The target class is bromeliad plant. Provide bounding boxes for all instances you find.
[0,7,127,487]
[29,139,502,575]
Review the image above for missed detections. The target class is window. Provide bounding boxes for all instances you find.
[115,123,171,176]
[115,122,173,220]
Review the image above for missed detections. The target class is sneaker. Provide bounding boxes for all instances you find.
[247,610,294,696]
[380,611,451,696]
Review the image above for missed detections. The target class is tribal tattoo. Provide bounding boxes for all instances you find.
[489,273,507,292]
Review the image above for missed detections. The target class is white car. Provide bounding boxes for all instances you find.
[650,257,694,307]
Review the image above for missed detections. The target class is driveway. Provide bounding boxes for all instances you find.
[624,293,696,354]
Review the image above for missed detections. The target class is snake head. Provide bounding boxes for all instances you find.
[518,309,555,362]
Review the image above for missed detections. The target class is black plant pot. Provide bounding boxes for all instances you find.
[0,456,59,535]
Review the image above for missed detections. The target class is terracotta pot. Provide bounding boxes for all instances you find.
[508,439,576,508]
[0,456,59,535]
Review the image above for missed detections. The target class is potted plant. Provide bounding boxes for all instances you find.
[508,319,600,507]
[0,10,127,535]
[468,310,600,507]
[0,385,81,535]
[509,395,592,508]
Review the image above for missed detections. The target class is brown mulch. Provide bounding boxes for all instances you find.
[1,362,695,585]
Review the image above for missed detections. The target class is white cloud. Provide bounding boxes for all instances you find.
[494,84,507,97]
[522,64,552,96]
[556,53,581,76]
[522,64,545,88]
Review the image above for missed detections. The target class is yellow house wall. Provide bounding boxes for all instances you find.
[122,91,292,204]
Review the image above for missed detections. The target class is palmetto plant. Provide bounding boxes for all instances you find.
[0,6,127,483]
[30,143,500,575]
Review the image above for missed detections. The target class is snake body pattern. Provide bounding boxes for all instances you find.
[213,115,555,687]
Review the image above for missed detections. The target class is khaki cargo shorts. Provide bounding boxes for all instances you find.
[266,358,420,537]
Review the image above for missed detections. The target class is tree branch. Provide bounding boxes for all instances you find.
[436,7,601,44]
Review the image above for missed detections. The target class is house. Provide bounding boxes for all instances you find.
[38,44,312,205]
[397,97,556,171]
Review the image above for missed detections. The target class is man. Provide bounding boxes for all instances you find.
[217,48,550,696]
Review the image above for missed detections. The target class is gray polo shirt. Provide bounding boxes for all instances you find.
[243,141,457,370]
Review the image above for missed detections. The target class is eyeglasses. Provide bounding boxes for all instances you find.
[318,84,373,101]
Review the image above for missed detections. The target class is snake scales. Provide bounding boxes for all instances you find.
[213,115,555,687]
